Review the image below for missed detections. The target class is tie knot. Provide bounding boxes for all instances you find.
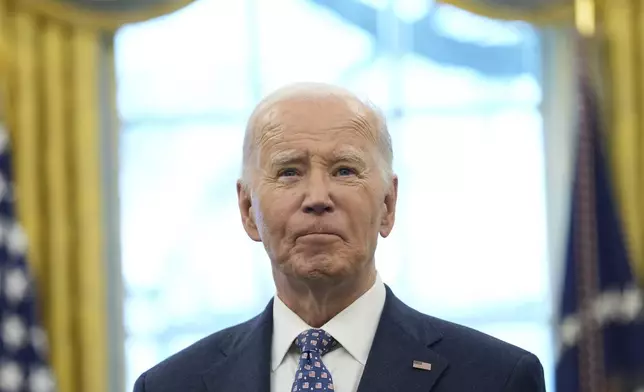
[295,328,337,355]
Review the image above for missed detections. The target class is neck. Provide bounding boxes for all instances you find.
[274,267,377,327]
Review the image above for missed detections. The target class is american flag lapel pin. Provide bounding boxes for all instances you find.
[412,360,432,371]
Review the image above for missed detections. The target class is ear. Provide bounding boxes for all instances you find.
[237,180,262,242]
[379,175,398,238]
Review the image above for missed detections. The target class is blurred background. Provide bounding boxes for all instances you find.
[0,0,643,391]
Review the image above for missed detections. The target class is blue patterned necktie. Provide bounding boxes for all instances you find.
[291,328,338,391]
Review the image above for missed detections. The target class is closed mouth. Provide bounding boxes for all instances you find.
[297,233,341,240]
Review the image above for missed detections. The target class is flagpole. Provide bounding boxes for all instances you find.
[574,1,606,391]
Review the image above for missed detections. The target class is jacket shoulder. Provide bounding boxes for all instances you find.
[134,315,261,391]
[427,313,533,361]
[411,308,544,391]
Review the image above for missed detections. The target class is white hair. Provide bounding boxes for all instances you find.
[240,82,394,188]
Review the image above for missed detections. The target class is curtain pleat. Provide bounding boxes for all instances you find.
[41,19,76,392]
[70,27,107,392]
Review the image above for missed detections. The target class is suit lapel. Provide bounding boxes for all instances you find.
[202,301,273,392]
[357,287,449,392]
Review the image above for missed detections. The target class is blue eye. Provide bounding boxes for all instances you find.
[279,168,299,177]
[336,167,356,176]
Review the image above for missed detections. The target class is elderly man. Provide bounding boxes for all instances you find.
[133,83,545,392]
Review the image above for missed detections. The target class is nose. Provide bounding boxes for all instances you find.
[302,171,334,215]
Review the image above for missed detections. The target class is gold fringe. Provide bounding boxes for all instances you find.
[438,0,573,24]
[17,0,196,30]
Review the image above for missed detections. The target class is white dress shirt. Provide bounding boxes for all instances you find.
[270,274,386,392]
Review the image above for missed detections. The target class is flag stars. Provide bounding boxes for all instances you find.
[2,315,27,350]
[6,224,28,257]
[0,361,24,391]
[29,366,56,392]
[5,267,29,303]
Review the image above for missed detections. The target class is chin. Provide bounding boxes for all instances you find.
[287,252,351,281]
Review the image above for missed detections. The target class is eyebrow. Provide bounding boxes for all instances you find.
[268,150,308,168]
[268,147,368,169]
[331,148,367,166]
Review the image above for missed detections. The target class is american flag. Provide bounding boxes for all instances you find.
[555,40,644,392]
[0,124,56,391]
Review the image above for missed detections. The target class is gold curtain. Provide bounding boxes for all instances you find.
[437,0,573,23]
[599,0,644,285]
[0,0,195,390]
[0,1,108,391]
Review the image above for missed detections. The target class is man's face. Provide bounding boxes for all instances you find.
[237,95,397,284]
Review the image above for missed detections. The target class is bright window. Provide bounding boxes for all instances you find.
[116,0,553,390]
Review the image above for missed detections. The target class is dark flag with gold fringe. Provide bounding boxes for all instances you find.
[555,45,644,392]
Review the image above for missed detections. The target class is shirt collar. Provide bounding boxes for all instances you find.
[271,273,386,370]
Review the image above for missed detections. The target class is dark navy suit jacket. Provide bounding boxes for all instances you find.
[133,285,546,392]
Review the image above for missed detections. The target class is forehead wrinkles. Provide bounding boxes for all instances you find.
[256,113,283,149]
[254,99,378,148]
[345,113,377,145]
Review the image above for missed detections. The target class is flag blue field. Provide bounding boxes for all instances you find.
[0,125,56,391]
[555,55,644,392]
